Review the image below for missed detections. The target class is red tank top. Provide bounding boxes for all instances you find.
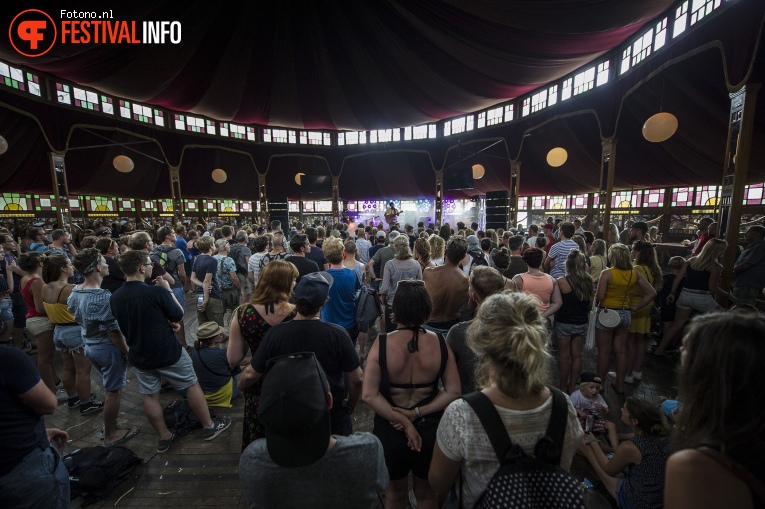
[22,277,43,318]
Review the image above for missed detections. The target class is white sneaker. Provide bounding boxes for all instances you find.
[55,388,69,401]
[608,371,633,384]
[632,371,643,380]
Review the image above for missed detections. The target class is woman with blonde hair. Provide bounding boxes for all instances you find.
[621,241,663,383]
[429,292,582,508]
[380,236,423,332]
[414,237,435,271]
[428,234,445,266]
[653,238,735,356]
[589,238,607,284]
[226,260,298,450]
[595,244,656,394]
[555,250,594,394]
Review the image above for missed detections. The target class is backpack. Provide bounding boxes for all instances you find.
[163,398,215,437]
[151,245,179,275]
[258,251,289,271]
[463,387,585,509]
[229,243,248,275]
[64,446,142,507]
[29,242,46,252]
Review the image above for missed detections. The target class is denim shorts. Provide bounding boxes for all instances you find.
[676,289,720,313]
[134,348,197,395]
[0,444,70,509]
[595,308,631,330]
[85,343,128,392]
[53,324,84,352]
[171,286,185,306]
[615,477,634,509]
[554,321,589,338]
[0,299,13,323]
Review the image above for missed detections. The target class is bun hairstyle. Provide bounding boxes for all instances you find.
[491,246,510,270]
[41,254,70,284]
[467,292,551,398]
[19,251,45,272]
[624,397,670,436]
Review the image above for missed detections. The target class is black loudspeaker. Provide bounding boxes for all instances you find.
[485,191,510,230]
[268,196,289,229]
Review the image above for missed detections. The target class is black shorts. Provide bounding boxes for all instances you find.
[373,411,441,480]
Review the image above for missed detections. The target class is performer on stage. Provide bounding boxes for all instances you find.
[384,201,399,229]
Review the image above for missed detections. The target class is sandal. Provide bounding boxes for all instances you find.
[105,426,140,447]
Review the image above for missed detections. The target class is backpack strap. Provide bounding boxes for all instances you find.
[540,387,569,465]
[463,391,513,463]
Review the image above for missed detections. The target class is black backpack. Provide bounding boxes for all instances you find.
[228,243,248,275]
[64,446,142,507]
[463,387,585,509]
[163,398,214,437]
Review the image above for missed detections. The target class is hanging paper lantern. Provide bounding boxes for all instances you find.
[212,168,227,183]
[546,147,568,167]
[295,172,305,185]
[642,112,678,142]
[471,164,485,179]
[113,155,134,173]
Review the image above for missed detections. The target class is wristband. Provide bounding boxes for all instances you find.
[587,439,597,446]
[415,406,422,418]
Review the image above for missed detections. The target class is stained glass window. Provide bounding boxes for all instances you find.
[56,83,71,105]
[694,185,720,207]
[73,87,100,111]
[531,196,546,209]
[288,201,299,212]
[101,96,114,115]
[240,201,253,213]
[85,196,116,212]
[744,183,765,206]
[218,200,238,213]
[157,199,173,213]
[182,199,198,212]
[569,194,589,209]
[68,198,81,211]
[671,187,693,207]
[0,193,30,211]
[517,197,529,210]
[644,189,665,208]
[35,195,57,212]
[0,62,27,92]
[300,131,332,145]
[546,196,566,210]
[119,199,135,212]
[202,199,217,211]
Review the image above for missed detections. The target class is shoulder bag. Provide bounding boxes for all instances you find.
[597,269,632,328]
[354,270,382,325]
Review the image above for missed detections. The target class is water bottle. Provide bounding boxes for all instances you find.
[197,294,204,311]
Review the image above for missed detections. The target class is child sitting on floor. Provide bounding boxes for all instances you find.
[570,372,619,451]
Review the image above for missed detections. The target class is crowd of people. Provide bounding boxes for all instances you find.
[0,215,763,509]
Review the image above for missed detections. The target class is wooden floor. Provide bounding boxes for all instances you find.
[39,293,680,508]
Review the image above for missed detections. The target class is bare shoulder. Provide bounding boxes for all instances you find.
[556,277,571,292]
[666,449,752,508]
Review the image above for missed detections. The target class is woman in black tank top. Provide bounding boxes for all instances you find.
[362,279,460,508]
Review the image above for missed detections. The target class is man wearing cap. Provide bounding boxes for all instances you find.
[366,231,388,291]
[189,322,242,407]
[239,353,386,509]
[238,272,363,436]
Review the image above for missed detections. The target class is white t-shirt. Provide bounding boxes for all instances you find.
[436,393,583,508]
[569,390,608,412]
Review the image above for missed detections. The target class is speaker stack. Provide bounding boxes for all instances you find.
[267,196,289,228]
[485,191,510,230]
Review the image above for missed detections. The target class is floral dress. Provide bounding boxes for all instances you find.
[238,303,296,450]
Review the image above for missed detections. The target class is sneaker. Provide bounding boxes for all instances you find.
[98,425,105,440]
[80,400,105,415]
[632,371,643,380]
[608,371,634,384]
[67,395,81,409]
[203,416,232,441]
[56,388,69,401]
[157,432,176,453]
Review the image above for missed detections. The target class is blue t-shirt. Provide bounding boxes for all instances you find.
[321,267,361,329]
[176,237,192,262]
[193,254,221,299]
[0,348,48,476]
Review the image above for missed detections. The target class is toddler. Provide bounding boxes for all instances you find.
[570,372,619,450]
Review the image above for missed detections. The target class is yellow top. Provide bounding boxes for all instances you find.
[629,265,653,307]
[601,268,637,309]
[43,302,76,324]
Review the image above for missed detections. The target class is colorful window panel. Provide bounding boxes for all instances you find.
[68,198,81,211]
[182,199,198,212]
[516,197,529,210]
[690,0,722,26]
[119,199,135,212]
[611,190,634,209]
[0,62,26,92]
[531,196,546,209]
[240,201,253,213]
[216,200,236,213]
[644,189,665,208]
[56,83,72,105]
[596,61,610,86]
[573,66,596,96]
[744,184,765,206]
[35,195,57,212]
[220,122,255,141]
[315,201,332,212]
[694,185,720,207]
[0,193,30,211]
[202,199,217,212]
[673,1,689,38]
[288,201,299,212]
[141,200,156,211]
[569,194,589,209]
[157,199,173,213]
[85,196,116,212]
[263,129,296,144]
[369,129,401,143]
[101,95,114,115]
[303,202,315,212]
[546,196,566,210]
[671,187,693,207]
[73,87,100,111]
